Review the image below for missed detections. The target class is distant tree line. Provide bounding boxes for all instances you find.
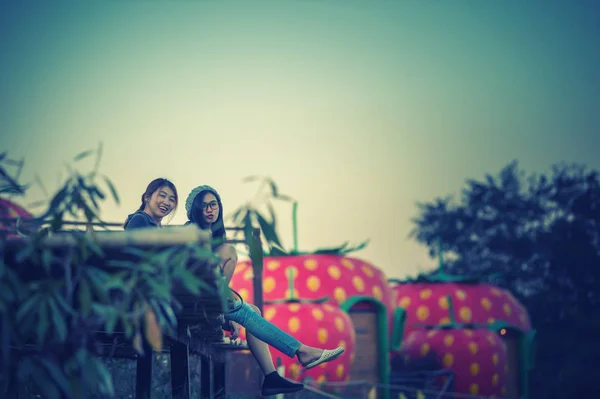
[411,160,600,399]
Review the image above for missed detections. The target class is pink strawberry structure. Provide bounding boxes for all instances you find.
[391,282,532,336]
[389,264,535,399]
[232,255,398,342]
[400,327,509,397]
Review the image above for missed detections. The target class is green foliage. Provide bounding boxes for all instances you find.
[0,146,220,398]
[228,176,368,257]
[410,160,600,399]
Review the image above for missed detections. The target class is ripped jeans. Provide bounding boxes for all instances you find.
[224,301,301,358]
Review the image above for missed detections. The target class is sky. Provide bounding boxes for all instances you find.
[1,0,599,279]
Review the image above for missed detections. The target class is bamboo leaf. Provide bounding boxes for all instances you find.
[41,249,53,272]
[89,356,114,396]
[36,303,49,344]
[158,300,178,328]
[255,211,283,249]
[78,279,92,317]
[73,150,95,162]
[144,306,163,351]
[241,175,261,183]
[48,298,67,342]
[132,330,143,355]
[102,175,120,205]
[16,295,40,322]
[38,357,71,396]
[267,179,279,197]
[122,247,151,259]
[85,236,105,258]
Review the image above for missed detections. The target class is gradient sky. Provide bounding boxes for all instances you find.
[1,0,599,279]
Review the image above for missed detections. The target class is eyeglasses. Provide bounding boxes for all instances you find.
[202,201,219,211]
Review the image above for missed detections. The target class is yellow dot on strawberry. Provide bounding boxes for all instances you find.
[335,317,345,332]
[352,276,365,292]
[443,353,454,367]
[306,275,320,292]
[399,296,411,308]
[318,328,328,344]
[334,287,347,303]
[288,317,300,333]
[304,259,318,270]
[372,286,382,300]
[438,296,449,309]
[481,297,492,311]
[361,265,374,277]
[469,342,478,355]
[460,306,472,322]
[243,268,253,280]
[288,303,300,312]
[312,308,324,320]
[266,260,280,271]
[443,334,454,347]
[492,353,499,366]
[327,265,341,280]
[264,308,276,320]
[419,289,432,299]
[416,305,430,321]
[420,343,430,356]
[289,363,300,378]
[470,383,479,395]
[492,373,499,386]
[341,259,354,269]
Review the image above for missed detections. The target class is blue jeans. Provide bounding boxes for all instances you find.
[224,301,301,358]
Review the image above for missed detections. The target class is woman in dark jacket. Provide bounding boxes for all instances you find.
[124,178,178,230]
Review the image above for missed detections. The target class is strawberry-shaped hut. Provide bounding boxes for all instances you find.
[389,257,536,399]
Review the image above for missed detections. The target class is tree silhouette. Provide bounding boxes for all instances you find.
[411,161,600,399]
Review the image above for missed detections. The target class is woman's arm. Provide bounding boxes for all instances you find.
[216,244,238,285]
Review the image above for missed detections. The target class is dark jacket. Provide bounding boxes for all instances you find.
[124,211,159,230]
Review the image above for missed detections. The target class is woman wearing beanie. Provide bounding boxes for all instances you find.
[185,185,345,397]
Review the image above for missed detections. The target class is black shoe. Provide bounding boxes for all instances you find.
[261,371,304,396]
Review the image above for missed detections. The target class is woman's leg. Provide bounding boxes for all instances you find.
[244,304,277,375]
[225,302,301,358]
[225,303,344,367]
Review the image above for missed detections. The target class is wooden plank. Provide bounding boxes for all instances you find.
[135,340,153,399]
[171,341,191,399]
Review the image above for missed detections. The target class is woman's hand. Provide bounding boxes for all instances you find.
[229,321,241,340]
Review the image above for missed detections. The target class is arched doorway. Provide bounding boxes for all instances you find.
[341,296,390,391]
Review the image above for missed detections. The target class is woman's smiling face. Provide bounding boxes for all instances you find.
[145,185,177,221]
